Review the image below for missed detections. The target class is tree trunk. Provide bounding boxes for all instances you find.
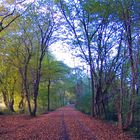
[118,111,123,129]
[9,89,15,112]
[32,77,40,117]
[63,91,65,106]
[93,80,98,117]
[90,64,95,117]
[101,98,107,119]
[2,91,8,108]
[47,79,51,111]
[8,100,15,112]
[117,65,124,130]
[123,8,136,129]
[18,93,25,113]
[25,94,32,116]
[136,48,140,95]
[32,94,38,117]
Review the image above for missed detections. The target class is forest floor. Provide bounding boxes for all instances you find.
[0,106,134,140]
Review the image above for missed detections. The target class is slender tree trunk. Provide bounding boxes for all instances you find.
[136,48,140,95]
[118,108,123,129]
[2,91,8,108]
[8,100,15,112]
[21,56,32,115]
[32,93,38,116]
[90,68,95,117]
[123,8,136,129]
[137,64,140,95]
[8,78,16,112]
[25,95,32,115]
[9,91,15,112]
[2,91,15,112]
[117,65,124,129]
[59,92,62,106]
[47,79,51,111]
[18,94,25,113]
[101,98,107,119]
[31,60,41,116]
[88,42,95,117]
[94,80,98,117]
[32,74,41,116]
[63,91,65,106]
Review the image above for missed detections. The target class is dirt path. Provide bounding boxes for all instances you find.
[0,106,134,140]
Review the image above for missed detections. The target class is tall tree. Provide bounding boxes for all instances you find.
[4,1,56,116]
[42,53,70,111]
[56,0,124,118]
[113,0,140,129]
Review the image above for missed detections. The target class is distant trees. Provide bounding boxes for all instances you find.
[42,53,70,111]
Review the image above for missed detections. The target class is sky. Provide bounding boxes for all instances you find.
[50,42,90,76]
[50,42,80,68]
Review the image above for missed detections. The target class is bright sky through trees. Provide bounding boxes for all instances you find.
[50,42,85,68]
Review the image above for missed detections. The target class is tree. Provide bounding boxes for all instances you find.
[0,0,33,33]
[30,3,55,116]
[112,0,140,129]
[0,65,17,112]
[3,1,56,116]
[42,53,70,111]
[0,41,20,112]
[56,0,124,118]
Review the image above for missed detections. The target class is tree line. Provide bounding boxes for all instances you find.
[0,0,77,116]
[55,0,140,133]
[0,0,140,136]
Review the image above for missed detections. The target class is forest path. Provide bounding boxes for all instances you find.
[0,106,133,140]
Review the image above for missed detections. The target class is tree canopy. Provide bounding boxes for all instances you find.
[0,0,140,138]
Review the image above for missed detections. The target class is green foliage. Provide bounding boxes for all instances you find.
[0,0,140,138]
[76,93,91,114]
[38,85,48,113]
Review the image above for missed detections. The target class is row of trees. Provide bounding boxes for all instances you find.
[0,0,78,116]
[55,0,140,131]
[0,0,140,135]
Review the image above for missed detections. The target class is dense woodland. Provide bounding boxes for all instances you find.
[0,0,140,138]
